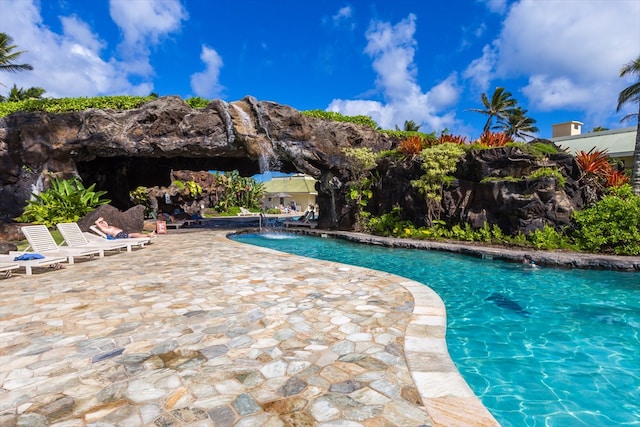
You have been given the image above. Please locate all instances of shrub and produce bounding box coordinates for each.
[571,185,640,255]
[526,225,575,251]
[185,97,210,108]
[15,177,110,227]
[529,167,567,188]
[411,143,465,224]
[0,96,153,117]
[302,110,379,129]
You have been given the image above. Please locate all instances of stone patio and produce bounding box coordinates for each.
[0,230,498,426]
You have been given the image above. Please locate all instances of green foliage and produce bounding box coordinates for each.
[480,176,521,183]
[505,141,559,158]
[0,95,154,117]
[526,225,575,251]
[212,170,265,213]
[129,186,154,217]
[380,129,438,142]
[302,109,379,129]
[15,177,110,227]
[571,185,640,255]
[529,167,567,188]
[365,207,411,236]
[411,143,465,223]
[185,97,210,108]
[342,147,378,229]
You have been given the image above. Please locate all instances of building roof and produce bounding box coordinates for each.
[262,174,318,195]
[551,126,636,158]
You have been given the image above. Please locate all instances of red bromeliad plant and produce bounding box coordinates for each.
[575,148,611,176]
[606,169,630,187]
[399,135,425,156]
[438,134,469,145]
[477,130,512,147]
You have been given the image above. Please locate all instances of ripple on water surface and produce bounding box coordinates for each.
[232,232,640,427]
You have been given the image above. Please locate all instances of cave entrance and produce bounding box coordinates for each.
[77,156,298,210]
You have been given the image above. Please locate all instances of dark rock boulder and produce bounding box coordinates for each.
[0,96,394,227]
[76,205,146,233]
[0,96,593,235]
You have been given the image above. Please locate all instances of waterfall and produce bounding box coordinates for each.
[231,103,280,174]
[30,175,44,200]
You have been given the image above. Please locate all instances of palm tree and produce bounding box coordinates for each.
[395,120,422,132]
[0,33,33,87]
[4,83,45,101]
[469,87,518,132]
[617,55,640,195]
[495,107,539,141]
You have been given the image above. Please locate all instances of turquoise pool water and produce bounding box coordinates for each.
[231,232,640,427]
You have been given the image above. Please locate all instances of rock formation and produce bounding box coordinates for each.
[0,95,590,234]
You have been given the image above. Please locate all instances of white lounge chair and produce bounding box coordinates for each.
[89,225,151,249]
[0,261,20,278]
[237,207,260,216]
[0,254,67,275]
[20,225,104,264]
[57,222,130,254]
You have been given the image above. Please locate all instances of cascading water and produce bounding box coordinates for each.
[230,103,280,174]
[30,175,44,200]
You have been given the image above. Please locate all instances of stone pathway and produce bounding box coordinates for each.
[0,230,497,426]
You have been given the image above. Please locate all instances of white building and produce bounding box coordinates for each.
[551,122,636,170]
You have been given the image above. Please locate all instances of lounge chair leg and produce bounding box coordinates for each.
[4,270,11,279]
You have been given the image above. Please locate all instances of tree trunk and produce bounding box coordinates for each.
[632,104,640,196]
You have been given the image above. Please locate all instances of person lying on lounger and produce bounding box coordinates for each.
[94,217,154,239]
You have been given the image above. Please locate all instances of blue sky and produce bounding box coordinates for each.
[1,0,638,139]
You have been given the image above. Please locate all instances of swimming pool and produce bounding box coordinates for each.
[231,232,640,426]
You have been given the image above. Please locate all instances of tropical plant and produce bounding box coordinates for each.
[438,134,469,145]
[342,147,378,229]
[185,96,210,108]
[495,106,539,140]
[575,148,612,180]
[0,33,33,87]
[398,135,424,156]
[302,110,379,129]
[15,177,110,227]
[395,119,422,132]
[129,186,155,217]
[571,184,640,255]
[2,83,45,102]
[529,167,567,188]
[469,87,518,132]
[411,143,465,225]
[476,130,512,147]
[0,95,154,118]
[616,55,640,195]
[606,169,630,187]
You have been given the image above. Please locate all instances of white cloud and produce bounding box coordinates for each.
[463,44,497,91]
[190,46,225,99]
[326,14,460,132]
[109,0,188,76]
[465,0,640,123]
[479,0,508,14]
[333,6,353,23]
[0,0,186,98]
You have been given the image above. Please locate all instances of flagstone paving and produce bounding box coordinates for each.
[0,230,498,426]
